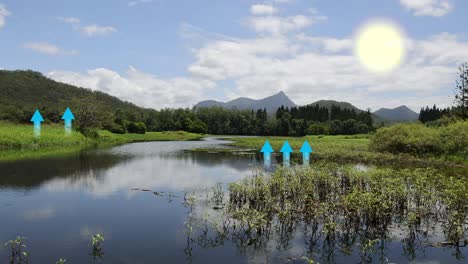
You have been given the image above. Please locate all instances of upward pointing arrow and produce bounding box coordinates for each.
[61,107,75,134]
[30,109,44,137]
[260,141,274,169]
[300,140,313,166]
[280,141,293,167]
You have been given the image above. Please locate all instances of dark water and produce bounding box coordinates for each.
[0,138,465,263]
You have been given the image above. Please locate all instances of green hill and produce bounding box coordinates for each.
[0,70,148,125]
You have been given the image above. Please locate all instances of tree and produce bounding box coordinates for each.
[455,62,468,119]
[73,95,101,136]
[127,122,147,134]
[190,119,208,134]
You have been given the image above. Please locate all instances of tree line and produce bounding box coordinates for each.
[418,62,468,124]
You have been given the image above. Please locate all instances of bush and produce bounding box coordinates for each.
[127,122,147,134]
[440,121,468,156]
[370,123,443,156]
[189,119,208,134]
[307,123,330,135]
[104,123,126,134]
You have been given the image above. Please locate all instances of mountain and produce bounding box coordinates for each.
[373,106,419,122]
[0,70,148,123]
[194,91,296,113]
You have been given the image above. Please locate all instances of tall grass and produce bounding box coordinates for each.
[0,122,203,161]
[0,122,89,150]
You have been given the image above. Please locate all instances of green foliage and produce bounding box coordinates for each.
[189,119,208,134]
[370,122,468,158]
[224,164,467,254]
[0,123,203,161]
[72,95,101,136]
[0,70,374,136]
[90,234,105,259]
[440,121,468,157]
[370,123,443,155]
[127,121,147,134]
[307,122,330,135]
[4,236,28,264]
[56,258,67,264]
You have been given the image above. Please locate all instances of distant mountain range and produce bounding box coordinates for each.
[373,106,419,122]
[194,92,420,123]
[194,91,296,113]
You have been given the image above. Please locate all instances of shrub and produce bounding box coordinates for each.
[307,123,330,135]
[370,123,443,156]
[104,123,126,134]
[189,119,208,134]
[440,121,468,156]
[127,122,147,134]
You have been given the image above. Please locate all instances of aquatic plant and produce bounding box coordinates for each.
[186,163,467,262]
[89,233,105,260]
[4,236,28,264]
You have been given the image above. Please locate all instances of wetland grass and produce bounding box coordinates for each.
[185,164,467,262]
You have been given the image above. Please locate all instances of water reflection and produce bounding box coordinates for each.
[0,138,466,264]
[0,151,131,190]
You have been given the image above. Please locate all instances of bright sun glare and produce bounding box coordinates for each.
[355,20,405,73]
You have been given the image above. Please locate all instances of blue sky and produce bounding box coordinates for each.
[1,0,467,111]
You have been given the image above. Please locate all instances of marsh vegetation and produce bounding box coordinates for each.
[182,164,467,263]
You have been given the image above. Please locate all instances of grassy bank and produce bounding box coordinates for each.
[0,123,203,161]
[193,134,467,167]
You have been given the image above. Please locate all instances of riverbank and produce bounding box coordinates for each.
[192,134,468,168]
[0,123,203,161]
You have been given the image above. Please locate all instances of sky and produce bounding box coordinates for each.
[0,0,467,112]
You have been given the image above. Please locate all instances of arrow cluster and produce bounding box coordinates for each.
[30,108,75,136]
[260,140,313,168]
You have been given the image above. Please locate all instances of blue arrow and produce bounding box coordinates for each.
[61,107,75,134]
[300,140,313,166]
[30,109,44,137]
[280,141,293,167]
[260,140,274,169]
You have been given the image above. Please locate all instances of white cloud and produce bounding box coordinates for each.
[48,5,464,111]
[57,16,80,24]
[57,17,117,37]
[47,66,215,109]
[128,0,153,7]
[23,42,77,56]
[250,4,278,15]
[79,24,117,37]
[248,15,311,35]
[187,24,467,111]
[247,7,326,35]
[0,4,11,29]
[400,0,453,17]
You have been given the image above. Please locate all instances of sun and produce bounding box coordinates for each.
[354,20,405,73]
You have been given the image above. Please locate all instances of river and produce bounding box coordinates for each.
[0,138,465,263]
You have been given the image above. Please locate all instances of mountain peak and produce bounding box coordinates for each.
[373,105,418,122]
[194,91,296,113]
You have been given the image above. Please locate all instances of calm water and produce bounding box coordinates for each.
[0,138,465,263]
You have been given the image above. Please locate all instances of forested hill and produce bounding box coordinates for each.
[0,70,148,123]
[0,69,375,136]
